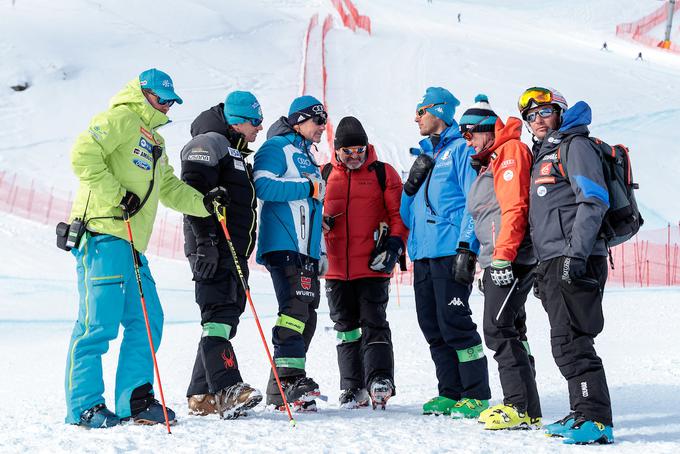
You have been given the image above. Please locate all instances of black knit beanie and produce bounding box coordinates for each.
[334,116,368,149]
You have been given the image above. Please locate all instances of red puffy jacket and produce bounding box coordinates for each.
[323,145,408,280]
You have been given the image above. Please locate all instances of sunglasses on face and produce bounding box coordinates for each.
[417,103,444,118]
[460,115,491,141]
[312,115,327,126]
[340,146,366,156]
[232,115,263,127]
[145,90,175,107]
[525,106,556,123]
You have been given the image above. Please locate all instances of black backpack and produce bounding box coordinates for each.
[557,135,643,247]
[321,160,386,191]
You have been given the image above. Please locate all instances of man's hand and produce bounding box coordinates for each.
[191,237,219,280]
[561,256,587,283]
[203,186,230,213]
[319,253,329,276]
[403,154,434,196]
[452,244,477,286]
[307,175,326,202]
[369,237,404,273]
[120,191,141,214]
[490,259,514,287]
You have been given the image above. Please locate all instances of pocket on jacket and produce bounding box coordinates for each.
[558,277,604,336]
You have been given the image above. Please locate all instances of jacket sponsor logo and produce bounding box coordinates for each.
[540,162,552,176]
[139,137,153,152]
[88,125,107,141]
[300,276,312,291]
[500,159,515,169]
[542,153,558,162]
[535,177,556,185]
[441,149,452,161]
[140,127,155,143]
[228,147,241,158]
[503,170,514,181]
[187,154,210,162]
[547,136,562,144]
[221,349,236,369]
[133,158,151,171]
[234,160,245,171]
[537,185,547,197]
[132,148,152,161]
[297,156,312,167]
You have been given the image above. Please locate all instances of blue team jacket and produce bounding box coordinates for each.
[400,122,479,260]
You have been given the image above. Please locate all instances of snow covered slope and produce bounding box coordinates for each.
[1,0,680,452]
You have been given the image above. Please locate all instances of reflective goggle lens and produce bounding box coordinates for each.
[525,106,556,123]
[517,87,553,113]
[341,146,366,155]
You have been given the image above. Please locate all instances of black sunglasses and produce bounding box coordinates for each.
[231,115,263,127]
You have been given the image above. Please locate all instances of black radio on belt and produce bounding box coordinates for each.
[56,218,86,251]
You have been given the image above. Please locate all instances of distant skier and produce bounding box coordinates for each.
[253,95,328,412]
[64,69,224,428]
[600,42,607,51]
[518,87,615,444]
[322,116,408,410]
[180,91,264,419]
[635,51,643,61]
[461,95,542,430]
[458,13,461,23]
[400,87,491,419]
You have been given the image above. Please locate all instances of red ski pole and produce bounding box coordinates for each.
[214,203,297,426]
[122,210,172,434]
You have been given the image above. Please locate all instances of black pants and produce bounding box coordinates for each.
[536,255,612,426]
[186,254,247,396]
[414,256,490,401]
[482,264,541,418]
[263,251,320,402]
[326,278,394,390]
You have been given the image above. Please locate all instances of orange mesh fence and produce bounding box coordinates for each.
[616,2,680,53]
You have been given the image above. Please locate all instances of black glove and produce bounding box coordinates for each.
[489,259,514,287]
[120,191,141,214]
[452,243,477,286]
[561,256,587,283]
[369,236,404,273]
[403,154,435,196]
[203,186,230,213]
[191,236,220,280]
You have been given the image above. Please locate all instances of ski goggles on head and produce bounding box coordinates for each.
[517,87,554,114]
[416,103,444,117]
[340,146,366,155]
[525,106,556,123]
[231,115,263,127]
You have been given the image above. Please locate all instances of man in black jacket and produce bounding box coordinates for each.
[181,91,263,419]
[518,87,614,444]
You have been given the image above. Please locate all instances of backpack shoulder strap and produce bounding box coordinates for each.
[321,162,333,182]
[556,134,591,179]
[368,160,387,192]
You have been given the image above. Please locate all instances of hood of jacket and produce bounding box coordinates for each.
[190,103,253,154]
[559,101,592,134]
[109,78,169,130]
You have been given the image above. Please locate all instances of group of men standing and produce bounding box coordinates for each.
[63,68,614,445]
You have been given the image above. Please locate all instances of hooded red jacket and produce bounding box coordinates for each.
[323,145,408,280]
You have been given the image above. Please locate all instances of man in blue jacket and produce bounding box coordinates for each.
[519,87,614,444]
[400,87,490,418]
[253,95,328,411]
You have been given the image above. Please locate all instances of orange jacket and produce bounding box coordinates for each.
[323,145,408,280]
[467,117,535,268]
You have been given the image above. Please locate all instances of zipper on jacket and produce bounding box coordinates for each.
[492,220,496,247]
[245,163,256,256]
[345,170,352,280]
[300,206,306,240]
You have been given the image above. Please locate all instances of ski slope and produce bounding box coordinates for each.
[1,0,680,452]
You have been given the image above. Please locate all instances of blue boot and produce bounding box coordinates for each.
[562,418,614,445]
[131,400,177,426]
[544,412,578,437]
[78,404,120,429]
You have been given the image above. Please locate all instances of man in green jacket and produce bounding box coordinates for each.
[64,68,225,428]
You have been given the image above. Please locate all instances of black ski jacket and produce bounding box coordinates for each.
[180,104,257,259]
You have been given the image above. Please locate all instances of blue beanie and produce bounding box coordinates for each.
[288,95,326,125]
[416,87,460,125]
[139,68,183,104]
[224,91,263,125]
[459,94,498,133]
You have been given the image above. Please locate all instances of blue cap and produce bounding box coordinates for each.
[416,87,460,125]
[138,68,183,104]
[287,95,326,125]
[224,91,262,125]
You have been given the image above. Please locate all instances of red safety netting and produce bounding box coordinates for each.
[616,2,680,53]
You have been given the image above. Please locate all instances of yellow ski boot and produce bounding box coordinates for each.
[483,403,542,430]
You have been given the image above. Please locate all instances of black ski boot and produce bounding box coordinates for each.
[339,388,370,409]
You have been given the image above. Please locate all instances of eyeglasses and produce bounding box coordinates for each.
[232,115,263,127]
[416,103,444,118]
[312,115,327,126]
[525,106,556,123]
[340,146,366,155]
[517,87,554,113]
[460,115,491,140]
[144,90,175,107]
